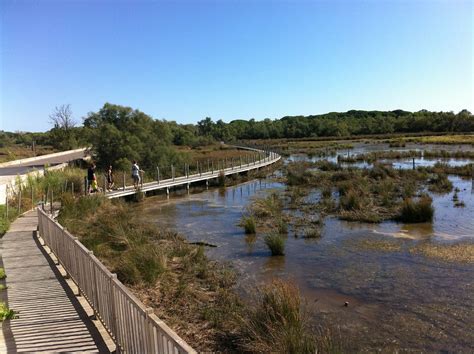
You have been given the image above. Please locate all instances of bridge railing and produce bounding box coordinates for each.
[37,208,196,354]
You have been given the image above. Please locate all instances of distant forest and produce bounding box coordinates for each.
[1,104,473,169]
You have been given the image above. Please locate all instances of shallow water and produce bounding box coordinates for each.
[139,148,474,351]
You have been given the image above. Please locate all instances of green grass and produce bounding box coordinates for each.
[0,284,7,291]
[0,302,16,321]
[264,233,286,256]
[0,268,5,280]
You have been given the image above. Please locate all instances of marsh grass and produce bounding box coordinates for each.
[238,280,316,353]
[428,173,453,193]
[264,233,286,256]
[399,196,434,223]
[240,215,256,234]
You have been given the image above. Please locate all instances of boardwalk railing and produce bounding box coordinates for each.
[106,147,281,199]
[37,208,196,354]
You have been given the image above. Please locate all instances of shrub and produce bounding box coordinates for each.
[264,233,285,256]
[399,196,434,223]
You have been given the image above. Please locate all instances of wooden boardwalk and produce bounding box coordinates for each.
[0,211,108,353]
[106,151,281,199]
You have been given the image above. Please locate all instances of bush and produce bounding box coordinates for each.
[264,233,285,256]
[399,196,434,223]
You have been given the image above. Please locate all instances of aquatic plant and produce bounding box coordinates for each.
[399,196,434,223]
[264,233,286,256]
[241,215,257,234]
[238,280,316,353]
[428,173,453,193]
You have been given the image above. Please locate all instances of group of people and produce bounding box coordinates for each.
[87,161,144,194]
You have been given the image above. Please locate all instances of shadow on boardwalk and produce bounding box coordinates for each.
[0,211,109,353]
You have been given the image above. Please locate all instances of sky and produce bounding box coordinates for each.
[0,0,472,132]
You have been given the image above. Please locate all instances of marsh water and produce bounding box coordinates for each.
[139,143,474,351]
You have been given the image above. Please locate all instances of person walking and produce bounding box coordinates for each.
[131,161,143,190]
[106,165,115,191]
[87,163,96,194]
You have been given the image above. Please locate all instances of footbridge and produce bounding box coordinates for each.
[106,147,281,199]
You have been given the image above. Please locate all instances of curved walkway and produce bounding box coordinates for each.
[0,211,108,353]
[106,150,281,199]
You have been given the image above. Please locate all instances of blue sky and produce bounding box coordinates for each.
[0,0,472,132]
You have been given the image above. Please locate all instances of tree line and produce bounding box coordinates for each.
[1,104,472,170]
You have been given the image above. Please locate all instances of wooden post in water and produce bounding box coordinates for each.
[412,158,415,170]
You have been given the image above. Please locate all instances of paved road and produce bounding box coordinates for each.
[0,150,87,177]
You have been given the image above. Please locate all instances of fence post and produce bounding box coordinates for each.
[123,172,126,191]
[172,164,175,181]
[5,185,8,219]
[17,188,21,215]
[157,166,160,184]
[50,189,53,214]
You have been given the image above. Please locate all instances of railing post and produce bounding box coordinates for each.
[18,188,21,215]
[109,273,120,352]
[123,172,126,191]
[157,166,160,184]
[172,164,175,181]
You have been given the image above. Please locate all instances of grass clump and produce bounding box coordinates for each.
[264,233,286,256]
[0,284,7,291]
[399,196,434,223]
[238,280,315,353]
[0,302,16,321]
[0,268,6,280]
[240,215,256,234]
[428,173,453,193]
